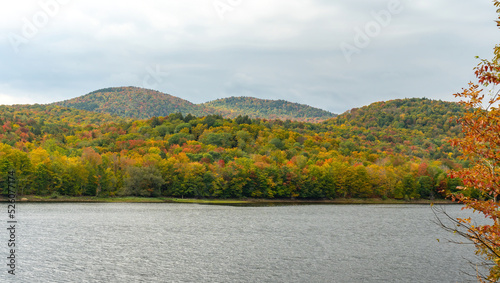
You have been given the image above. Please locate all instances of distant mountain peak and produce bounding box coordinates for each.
[52,86,336,122]
[201,96,336,122]
[53,87,199,119]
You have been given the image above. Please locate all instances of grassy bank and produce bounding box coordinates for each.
[0,195,455,205]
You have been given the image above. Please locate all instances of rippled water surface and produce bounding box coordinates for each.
[1,203,482,282]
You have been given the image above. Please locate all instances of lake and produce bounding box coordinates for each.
[1,203,484,282]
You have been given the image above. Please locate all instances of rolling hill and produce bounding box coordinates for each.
[54,87,206,119]
[201,96,336,122]
[332,98,466,137]
[52,87,336,122]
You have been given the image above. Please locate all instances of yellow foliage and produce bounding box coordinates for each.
[30,147,51,165]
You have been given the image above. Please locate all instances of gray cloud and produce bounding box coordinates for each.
[0,0,498,113]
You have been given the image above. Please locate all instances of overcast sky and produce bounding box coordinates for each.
[0,0,498,113]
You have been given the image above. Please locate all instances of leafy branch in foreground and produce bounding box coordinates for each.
[432,206,492,282]
[445,1,500,281]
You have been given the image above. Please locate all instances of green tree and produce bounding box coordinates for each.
[168,133,194,145]
[417,175,433,199]
[122,166,165,197]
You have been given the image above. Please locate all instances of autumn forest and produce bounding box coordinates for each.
[0,89,470,200]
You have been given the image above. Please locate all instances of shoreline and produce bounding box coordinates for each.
[0,195,457,205]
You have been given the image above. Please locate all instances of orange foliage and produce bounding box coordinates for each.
[448,2,500,280]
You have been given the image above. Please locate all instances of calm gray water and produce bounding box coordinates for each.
[1,203,483,282]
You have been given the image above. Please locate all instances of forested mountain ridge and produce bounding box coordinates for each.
[53,87,206,119]
[52,87,336,122]
[201,96,336,122]
[333,98,466,138]
[0,98,468,200]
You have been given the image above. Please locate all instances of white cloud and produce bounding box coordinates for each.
[0,94,33,105]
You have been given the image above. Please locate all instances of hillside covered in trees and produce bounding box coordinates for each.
[53,87,336,122]
[201,96,335,122]
[334,98,464,136]
[54,87,205,119]
[0,98,469,200]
